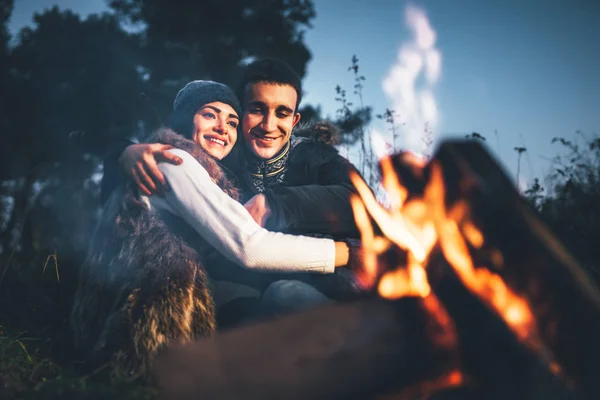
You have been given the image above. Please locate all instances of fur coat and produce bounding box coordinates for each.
[71,128,238,376]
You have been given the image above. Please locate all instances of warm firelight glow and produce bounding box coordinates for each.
[350,170,427,262]
[350,153,561,375]
[427,163,538,345]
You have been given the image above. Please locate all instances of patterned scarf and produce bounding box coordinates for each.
[244,137,306,194]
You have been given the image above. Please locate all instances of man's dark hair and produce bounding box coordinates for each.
[236,58,303,111]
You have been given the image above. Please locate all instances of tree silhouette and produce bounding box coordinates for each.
[2,7,145,179]
[108,0,315,88]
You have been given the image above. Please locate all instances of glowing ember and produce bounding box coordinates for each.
[350,153,562,375]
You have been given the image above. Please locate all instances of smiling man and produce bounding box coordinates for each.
[243,81,300,159]
[230,59,359,238]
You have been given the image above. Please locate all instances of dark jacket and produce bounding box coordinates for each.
[230,122,361,240]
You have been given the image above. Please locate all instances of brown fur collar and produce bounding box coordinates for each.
[147,128,239,200]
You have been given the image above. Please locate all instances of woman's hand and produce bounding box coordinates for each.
[120,143,182,195]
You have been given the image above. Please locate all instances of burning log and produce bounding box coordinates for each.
[154,296,463,400]
[351,140,600,398]
[427,141,600,398]
[428,250,576,400]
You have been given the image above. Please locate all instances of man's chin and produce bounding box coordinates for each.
[250,142,282,160]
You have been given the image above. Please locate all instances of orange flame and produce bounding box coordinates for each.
[350,154,561,374]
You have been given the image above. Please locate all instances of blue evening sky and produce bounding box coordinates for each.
[8,0,600,188]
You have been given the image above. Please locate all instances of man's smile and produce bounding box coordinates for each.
[251,130,281,143]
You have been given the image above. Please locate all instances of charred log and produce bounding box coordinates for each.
[154,297,461,400]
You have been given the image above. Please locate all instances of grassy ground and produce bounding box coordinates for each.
[0,325,160,400]
[0,250,162,400]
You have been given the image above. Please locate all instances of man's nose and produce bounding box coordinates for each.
[260,113,277,132]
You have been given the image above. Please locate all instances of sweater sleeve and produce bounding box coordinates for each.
[151,149,336,274]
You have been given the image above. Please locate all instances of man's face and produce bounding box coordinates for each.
[192,101,239,160]
[241,82,301,159]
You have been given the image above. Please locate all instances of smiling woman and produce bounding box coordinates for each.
[192,103,239,161]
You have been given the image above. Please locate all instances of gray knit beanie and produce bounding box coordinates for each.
[167,80,242,138]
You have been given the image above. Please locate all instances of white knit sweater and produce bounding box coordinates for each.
[145,149,336,274]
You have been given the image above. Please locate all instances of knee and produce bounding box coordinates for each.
[262,280,329,307]
[263,280,304,301]
[263,280,299,299]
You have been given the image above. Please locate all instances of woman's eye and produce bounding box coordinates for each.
[203,112,216,119]
[228,121,238,128]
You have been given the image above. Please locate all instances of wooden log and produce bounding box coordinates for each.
[154,297,461,400]
[426,140,600,398]
[428,252,578,400]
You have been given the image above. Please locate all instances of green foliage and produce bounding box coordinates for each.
[524,133,600,279]
[331,55,377,187]
[513,146,527,185]
[376,108,402,152]
[0,326,160,399]
[334,84,371,146]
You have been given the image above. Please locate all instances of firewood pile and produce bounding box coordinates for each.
[154,141,600,400]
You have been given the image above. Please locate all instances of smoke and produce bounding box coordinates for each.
[382,5,442,153]
[371,128,390,159]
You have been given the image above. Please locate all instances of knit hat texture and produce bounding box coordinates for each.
[167,80,241,137]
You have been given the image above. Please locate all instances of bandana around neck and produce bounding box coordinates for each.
[244,136,308,194]
[245,139,291,194]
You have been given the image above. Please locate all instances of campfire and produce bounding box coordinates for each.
[155,140,600,400]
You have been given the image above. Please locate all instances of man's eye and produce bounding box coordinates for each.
[248,107,263,114]
[276,112,291,118]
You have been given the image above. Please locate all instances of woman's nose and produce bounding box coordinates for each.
[215,118,227,134]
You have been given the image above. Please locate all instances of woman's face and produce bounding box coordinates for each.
[192,101,239,160]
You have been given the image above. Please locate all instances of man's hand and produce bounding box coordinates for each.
[120,143,183,196]
[244,194,272,227]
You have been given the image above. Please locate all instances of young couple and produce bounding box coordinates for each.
[71,58,365,372]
